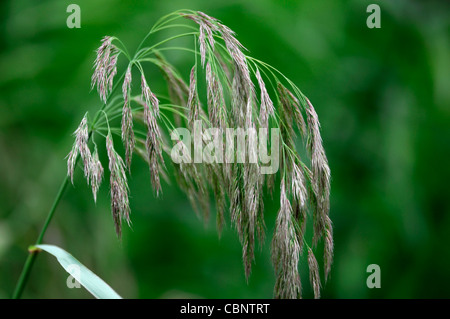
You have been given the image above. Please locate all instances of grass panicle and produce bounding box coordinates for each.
[66,10,332,299]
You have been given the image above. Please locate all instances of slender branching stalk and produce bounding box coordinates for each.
[13,10,332,299]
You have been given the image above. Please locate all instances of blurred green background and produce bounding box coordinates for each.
[1,0,449,299]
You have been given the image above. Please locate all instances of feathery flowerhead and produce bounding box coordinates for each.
[305,97,331,246]
[66,10,332,299]
[67,149,77,184]
[106,132,131,238]
[278,83,306,139]
[256,68,274,128]
[292,163,307,207]
[121,65,135,170]
[198,24,207,67]
[187,66,199,129]
[122,65,132,101]
[141,80,163,196]
[183,12,217,67]
[91,36,119,103]
[77,116,92,179]
[67,114,104,204]
[67,114,92,184]
[308,247,321,299]
[182,12,253,93]
[121,104,135,170]
[141,75,160,117]
[324,216,334,281]
[219,25,253,94]
[272,180,302,299]
[90,146,104,203]
[205,61,227,128]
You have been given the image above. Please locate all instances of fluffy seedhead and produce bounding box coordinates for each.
[256,68,275,128]
[272,180,302,299]
[206,61,227,128]
[67,115,92,183]
[67,10,332,299]
[106,133,130,237]
[187,66,199,129]
[91,36,119,103]
[90,146,104,203]
[324,216,334,281]
[142,75,163,196]
[141,74,160,118]
[308,247,321,299]
[305,97,331,246]
[292,163,307,208]
[122,66,135,170]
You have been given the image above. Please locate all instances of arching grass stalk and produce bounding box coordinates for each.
[13,10,332,299]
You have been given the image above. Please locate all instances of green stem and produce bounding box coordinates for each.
[12,176,70,299]
[136,32,198,60]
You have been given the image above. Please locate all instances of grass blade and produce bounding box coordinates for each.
[30,244,122,299]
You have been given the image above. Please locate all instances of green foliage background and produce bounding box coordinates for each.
[1,0,449,298]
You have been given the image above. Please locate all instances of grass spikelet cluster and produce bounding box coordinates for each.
[67,10,332,298]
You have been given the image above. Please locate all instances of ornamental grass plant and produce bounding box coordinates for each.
[13,10,331,299]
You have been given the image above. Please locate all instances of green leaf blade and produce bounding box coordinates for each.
[31,244,122,299]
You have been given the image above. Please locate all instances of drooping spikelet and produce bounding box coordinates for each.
[277,86,296,181]
[255,68,274,128]
[242,162,261,280]
[324,215,334,281]
[67,114,92,184]
[121,65,135,170]
[173,139,210,221]
[89,145,104,203]
[277,83,306,140]
[183,12,217,67]
[218,23,253,93]
[205,163,226,236]
[197,11,219,49]
[231,62,250,127]
[91,36,119,103]
[272,179,302,299]
[182,11,252,94]
[187,66,199,129]
[205,61,227,128]
[305,97,331,246]
[198,24,207,67]
[230,164,252,280]
[67,135,80,184]
[292,163,308,208]
[307,247,321,299]
[141,75,163,196]
[291,162,308,251]
[141,74,160,118]
[106,132,130,238]
[122,65,132,101]
[286,88,307,139]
